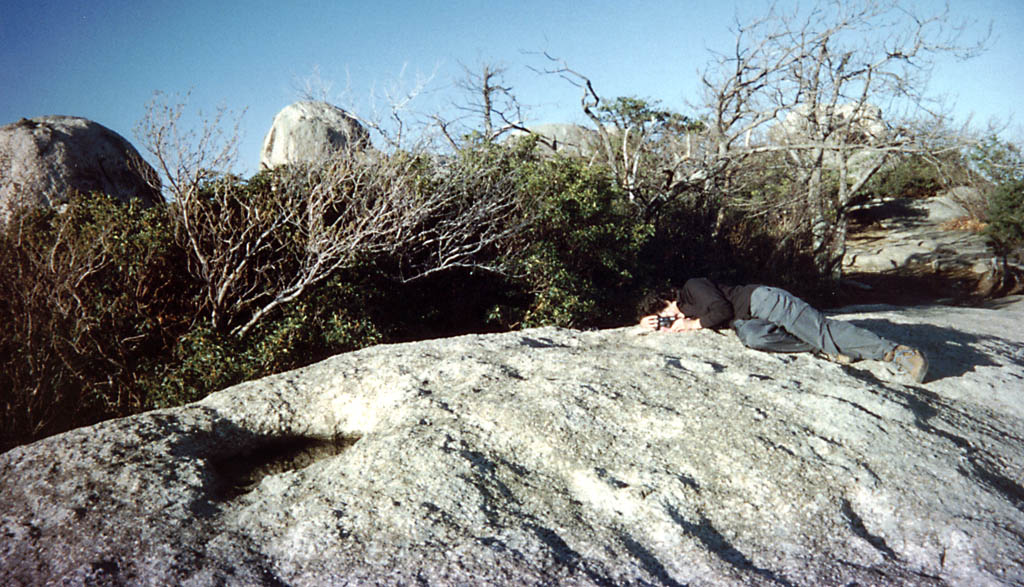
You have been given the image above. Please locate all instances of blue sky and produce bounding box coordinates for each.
[2,0,1020,175]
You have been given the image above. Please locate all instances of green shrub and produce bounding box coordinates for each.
[510,155,651,327]
[0,187,394,450]
[0,194,194,450]
[136,272,385,409]
[863,154,949,200]
[971,135,1024,186]
[985,179,1024,259]
[2,134,838,451]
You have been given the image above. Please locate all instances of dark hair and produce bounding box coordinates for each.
[638,287,680,318]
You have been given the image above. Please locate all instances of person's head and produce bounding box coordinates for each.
[638,287,681,318]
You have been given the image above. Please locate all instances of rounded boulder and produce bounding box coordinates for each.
[0,116,162,219]
[259,101,369,169]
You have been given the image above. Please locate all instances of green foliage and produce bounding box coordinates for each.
[0,185,388,450]
[592,96,705,206]
[139,278,383,409]
[510,156,652,327]
[596,96,704,135]
[971,135,1024,186]
[0,193,193,450]
[2,128,874,452]
[985,179,1024,258]
[864,155,948,199]
[969,136,1024,257]
[141,325,249,408]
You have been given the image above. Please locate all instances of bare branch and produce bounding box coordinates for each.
[134,90,244,202]
[691,0,989,279]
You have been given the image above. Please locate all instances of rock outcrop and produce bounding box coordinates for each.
[508,123,604,158]
[0,116,162,220]
[775,103,887,145]
[844,192,1024,300]
[770,103,888,184]
[2,301,1023,585]
[846,194,992,274]
[259,101,369,170]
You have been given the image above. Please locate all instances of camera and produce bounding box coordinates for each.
[657,316,676,330]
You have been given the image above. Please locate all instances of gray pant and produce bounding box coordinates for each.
[733,286,895,360]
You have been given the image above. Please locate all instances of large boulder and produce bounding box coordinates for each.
[845,195,993,274]
[0,116,162,220]
[844,193,1024,303]
[771,103,888,183]
[774,102,887,145]
[259,101,369,169]
[2,301,1024,584]
[508,123,604,158]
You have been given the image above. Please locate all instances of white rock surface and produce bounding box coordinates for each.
[259,101,369,170]
[509,123,603,157]
[2,301,1023,585]
[775,103,887,144]
[0,116,161,219]
[845,195,995,274]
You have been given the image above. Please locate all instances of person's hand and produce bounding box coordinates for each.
[640,314,695,332]
[669,317,702,332]
[639,315,660,330]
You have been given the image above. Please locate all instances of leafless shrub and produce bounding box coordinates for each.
[136,92,528,338]
[227,149,525,338]
[135,90,244,202]
[431,62,530,148]
[0,197,163,447]
[693,0,988,278]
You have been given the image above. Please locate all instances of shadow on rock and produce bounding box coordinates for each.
[619,532,688,587]
[144,408,360,506]
[839,317,1018,382]
[663,506,795,586]
[848,198,929,228]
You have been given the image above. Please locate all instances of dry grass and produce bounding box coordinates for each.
[940,216,988,233]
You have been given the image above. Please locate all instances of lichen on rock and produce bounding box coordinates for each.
[0,116,161,220]
[2,300,1023,585]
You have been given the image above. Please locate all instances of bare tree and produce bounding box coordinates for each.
[135,91,256,332]
[536,54,703,207]
[292,64,340,104]
[695,0,987,278]
[136,93,527,337]
[224,150,527,337]
[134,90,243,202]
[535,54,626,184]
[451,62,529,144]
[350,64,441,151]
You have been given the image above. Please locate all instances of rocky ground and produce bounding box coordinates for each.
[2,297,1022,585]
[2,190,1022,585]
[838,193,1023,307]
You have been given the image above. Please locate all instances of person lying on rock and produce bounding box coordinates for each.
[637,278,928,383]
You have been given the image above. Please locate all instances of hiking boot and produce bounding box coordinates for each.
[825,352,854,365]
[816,351,853,364]
[886,345,928,383]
